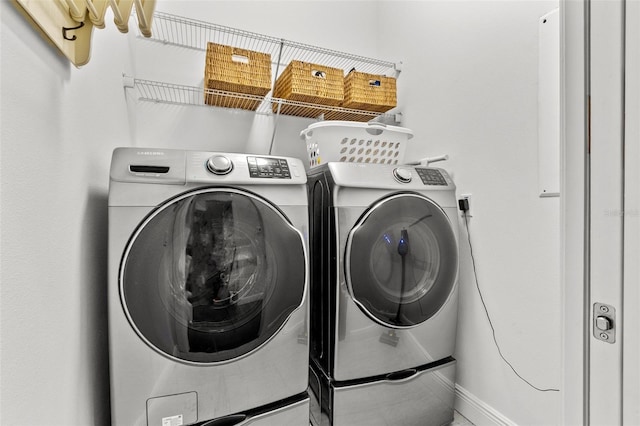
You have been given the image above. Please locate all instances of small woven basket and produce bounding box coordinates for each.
[341,70,397,112]
[204,42,272,110]
[272,61,344,118]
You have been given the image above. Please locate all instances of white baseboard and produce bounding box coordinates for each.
[454,384,517,426]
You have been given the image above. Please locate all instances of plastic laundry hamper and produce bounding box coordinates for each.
[300,121,413,168]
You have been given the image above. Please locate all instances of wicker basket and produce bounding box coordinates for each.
[272,61,344,118]
[204,42,272,110]
[342,70,397,112]
[300,121,413,168]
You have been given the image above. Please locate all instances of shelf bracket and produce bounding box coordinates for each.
[14,0,95,66]
[393,61,403,78]
[122,74,135,89]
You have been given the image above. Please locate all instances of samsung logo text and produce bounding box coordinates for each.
[137,151,166,156]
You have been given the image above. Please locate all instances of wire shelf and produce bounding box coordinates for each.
[132,12,400,124]
[148,11,398,76]
[133,79,392,122]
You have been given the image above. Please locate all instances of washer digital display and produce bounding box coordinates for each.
[247,156,291,179]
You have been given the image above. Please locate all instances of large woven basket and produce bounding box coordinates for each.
[272,61,344,118]
[204,42,272,110]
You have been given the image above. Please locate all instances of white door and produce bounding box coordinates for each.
[590,0,640,424]
[589,0,625,423]
[621,2,640,424]
[562,0,639,424]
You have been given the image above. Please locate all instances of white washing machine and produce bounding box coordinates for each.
[108,148,310,426]
[306,162,459,426]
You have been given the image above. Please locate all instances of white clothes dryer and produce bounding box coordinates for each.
[307,162,459,426]
[108,148,309,426]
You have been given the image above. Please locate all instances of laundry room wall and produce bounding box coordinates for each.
[1,1,562,425]
[0,2,378,425]
[377,2,562,425]
[0,3,134,425]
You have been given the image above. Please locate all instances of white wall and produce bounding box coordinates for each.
[1,1,561,425]
[377,2,561,425]
[1,3,133,424]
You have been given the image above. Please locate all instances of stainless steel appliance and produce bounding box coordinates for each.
[108,148,309,425]
[307,162,459,426]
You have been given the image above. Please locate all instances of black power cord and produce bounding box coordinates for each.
[459,202,559,393]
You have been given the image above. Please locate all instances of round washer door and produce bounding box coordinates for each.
[120,188,306,364]
[345,193,458,328]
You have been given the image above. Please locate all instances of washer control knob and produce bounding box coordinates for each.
[206,155,233,175]
[393,167,413,183]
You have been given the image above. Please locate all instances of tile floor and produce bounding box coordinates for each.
[451,410,475,426]
[309,410,475,425]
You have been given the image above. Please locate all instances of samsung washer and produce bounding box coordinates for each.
[307,162,459,426]
[108,148,309,425]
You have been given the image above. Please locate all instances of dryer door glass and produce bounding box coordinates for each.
[120,189,306,363]
[346,194,458,327]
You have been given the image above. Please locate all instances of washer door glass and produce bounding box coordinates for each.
[346,194,458,328]
[120,189,306,363]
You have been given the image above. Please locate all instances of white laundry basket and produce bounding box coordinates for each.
[300,121,413,168]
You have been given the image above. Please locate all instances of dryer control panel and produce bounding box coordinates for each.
[415,168,448,186]
[326,162,455,191]
[392,167,449,186]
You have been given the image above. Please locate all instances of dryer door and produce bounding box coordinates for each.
[345,193,458,328]
[120,188,306,364]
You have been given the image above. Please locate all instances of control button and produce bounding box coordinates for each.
[416,168,447,186]
[206,155,233,175]
[595,316,613,331]
[393,167,412,183]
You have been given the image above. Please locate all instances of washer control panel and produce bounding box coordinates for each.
[247,156,291,179]
[415,168,448,186]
